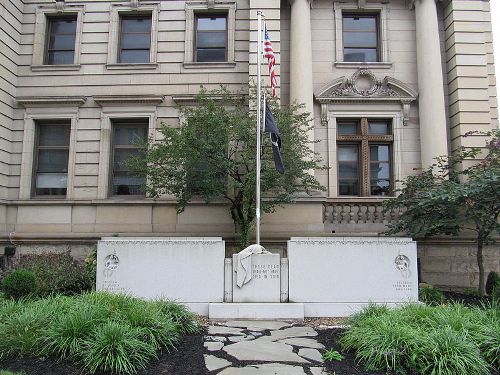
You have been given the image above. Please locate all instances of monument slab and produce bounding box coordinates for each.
[96,237,225,303]
[232,253,280,302]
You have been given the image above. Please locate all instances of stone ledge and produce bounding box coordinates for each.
[209,303,305,320]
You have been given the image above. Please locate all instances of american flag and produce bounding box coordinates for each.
[264,27,277,97]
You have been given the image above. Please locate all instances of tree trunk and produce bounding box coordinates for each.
[477,239,486,296]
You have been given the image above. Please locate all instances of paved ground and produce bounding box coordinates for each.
[203,321,328,374]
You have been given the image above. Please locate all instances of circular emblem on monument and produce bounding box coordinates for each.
[104,254,119,271]
[351,69,381,96]
[394,254,411,279]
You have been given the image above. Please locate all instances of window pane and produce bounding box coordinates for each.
[37,149,69,172]
[344,32,377,48]
[371,180,391,196]
[369,122,390,135]
[343,16,377,31]
[197,16,226,31]
[337,121,358,135]
[47,51,74,64]
[339,181,359,196]
[36,173,67,188]
[119,49,150,63]
[39,125,70,146]
[370,162,390,180]
[196,32,226,48]
[121,33,151,49]
[112,175,145,195]
[121,17,151,33]
[49,19,76,34]
[370,145,390,161]
[114,126,148,145]
[196,49,226,62]
[49,34,76,50]
[339,164,359,179]
[113,149,141,171]
[344,48,378,62]
[338,146,358,162]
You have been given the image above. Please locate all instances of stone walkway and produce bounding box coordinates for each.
[203,321,328,374]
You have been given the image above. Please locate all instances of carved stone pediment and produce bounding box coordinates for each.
[314,69,418,126]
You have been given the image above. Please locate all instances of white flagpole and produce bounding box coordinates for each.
[256,11,263,245]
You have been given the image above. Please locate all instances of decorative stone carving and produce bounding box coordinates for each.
[314,69,418,126]
[55,1,65,11]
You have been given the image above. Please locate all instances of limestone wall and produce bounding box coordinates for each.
[418,240,500,290]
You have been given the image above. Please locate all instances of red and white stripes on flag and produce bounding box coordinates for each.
[264,27,277,97]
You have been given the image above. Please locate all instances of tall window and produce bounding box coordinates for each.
[195,14,227,62]
[337,118,393,196]
[118,14,152,63]
[112,120,148,195]
[45,16,77,64]
[33,121,70,197]
[342,13,379,62]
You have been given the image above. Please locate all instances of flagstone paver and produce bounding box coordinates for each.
[204,354,232,372]
[204,341,224,351]
[218,364,308,374]
[203,320,328,374]
[208,326,245,336]
[277,337,325,349]
[298,348,324,363]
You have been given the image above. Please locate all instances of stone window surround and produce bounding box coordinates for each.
[183,0,236,70]
[31,3,85,71]
[19,110,78,200]
[333,2,392,69]
[106,2,160,70]
[97,107,157,199]
[326,110,403,198]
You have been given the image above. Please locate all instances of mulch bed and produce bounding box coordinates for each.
[442,290,493,307]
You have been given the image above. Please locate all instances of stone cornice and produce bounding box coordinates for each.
[93,95,164,106]
[16,96,86,107]
[314,69,418,126]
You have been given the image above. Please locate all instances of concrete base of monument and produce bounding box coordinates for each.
[303,302,411,317]
[209,303,305,320]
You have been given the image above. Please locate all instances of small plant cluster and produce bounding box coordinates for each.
[340,303,499,375]
[486,272,500,300]
[0,252,95,299]
[322,349,344,362]
[418,284,445,306]
[0,292,199,374]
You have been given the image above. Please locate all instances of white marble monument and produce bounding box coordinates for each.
[96,237,225,315]
[288,237,418,316]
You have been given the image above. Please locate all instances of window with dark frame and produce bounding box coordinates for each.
[111,120,148,196]
[33,121,71,197]
[342,13,379,62]
[195,14,227,62]
[118,14,152,63]
[337,118,393,196]
[45,16,77,65]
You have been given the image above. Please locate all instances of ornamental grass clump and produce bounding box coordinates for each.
[0,292,197,374]
[340,303,499,375]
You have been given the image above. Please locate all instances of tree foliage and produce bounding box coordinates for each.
[127,87,324,246]
[383,130,500,295]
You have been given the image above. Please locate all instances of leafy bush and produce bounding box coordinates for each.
[419,285,445,306]
[323,349,344,362]
[486,272,500,296]
[1,269,36,300]
[0,371,26,375]
[340,303,498,375]
[3,252,94,297]
[0,292,197,374]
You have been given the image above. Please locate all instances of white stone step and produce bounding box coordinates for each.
[209,303,305,320]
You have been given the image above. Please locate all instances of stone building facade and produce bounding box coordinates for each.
[0,0,498,289]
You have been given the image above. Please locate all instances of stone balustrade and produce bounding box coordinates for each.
[323,200,405,233]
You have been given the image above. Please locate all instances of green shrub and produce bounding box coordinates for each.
[3,252,94,297]
[1,269,36,300]
[153,300,200,334]
[322,349,344,362]
[0,371,26,375]
[340,303,498,374]
[419,285,445,306]
[486,272,500,296]
[81,321,157,374]
[415,326,490,375]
